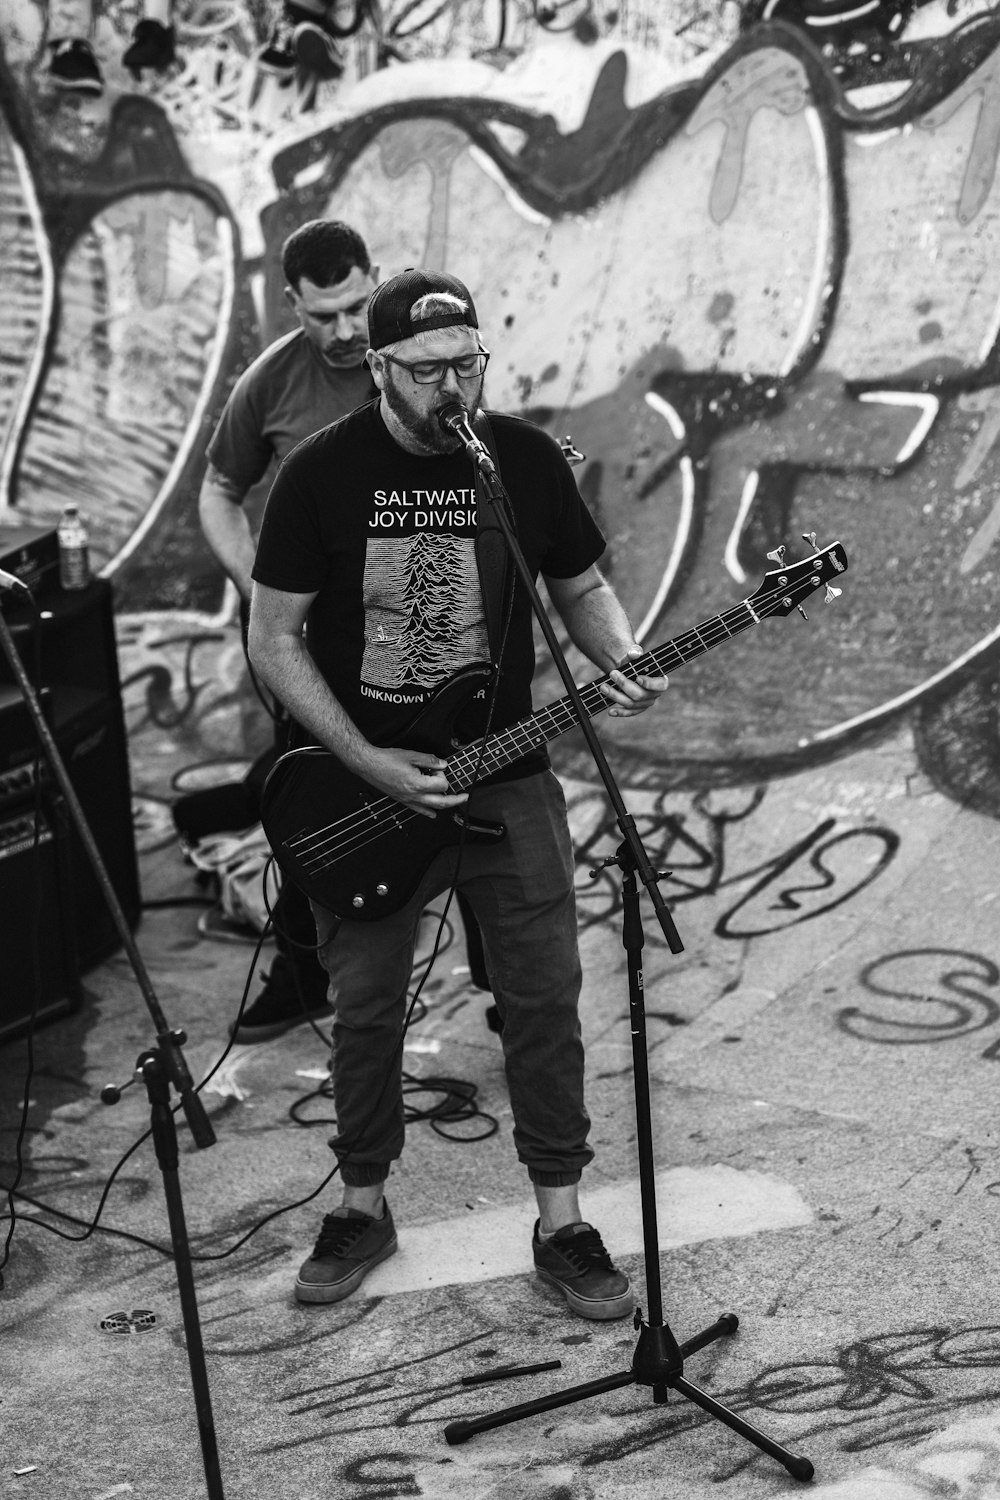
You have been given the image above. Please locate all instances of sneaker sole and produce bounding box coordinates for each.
[535,1267,635,1321]
[197,909,273,944]
[295,1235,398,1304]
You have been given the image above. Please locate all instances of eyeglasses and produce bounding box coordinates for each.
[380,349,490,384]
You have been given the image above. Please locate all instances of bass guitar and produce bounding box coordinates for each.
[260,539,847,920]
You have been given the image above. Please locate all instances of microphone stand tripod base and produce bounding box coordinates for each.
[444,1311,813,1481]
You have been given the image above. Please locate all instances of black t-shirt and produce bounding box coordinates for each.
[253,400,605,779]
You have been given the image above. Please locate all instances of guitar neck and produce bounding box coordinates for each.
[446,597,760,789]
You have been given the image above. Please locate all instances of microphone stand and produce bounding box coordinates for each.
[0,582,226,1499]
[436,410,813,1482]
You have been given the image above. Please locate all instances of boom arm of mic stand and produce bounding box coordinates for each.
[469,449,683,954]
[0,602,215,1148]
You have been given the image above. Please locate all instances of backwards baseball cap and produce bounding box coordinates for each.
[367,268,478,351]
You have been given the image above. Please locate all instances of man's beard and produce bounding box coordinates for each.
[322,337,368,369]
[382,370,484,455]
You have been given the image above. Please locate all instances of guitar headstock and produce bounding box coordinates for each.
[747,537,848,619]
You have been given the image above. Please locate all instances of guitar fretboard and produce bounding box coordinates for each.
[446,599,759,790]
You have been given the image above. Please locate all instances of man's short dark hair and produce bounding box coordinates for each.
[282,220,371,292]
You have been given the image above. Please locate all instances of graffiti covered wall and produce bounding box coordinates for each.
[8,10,1000,1493]
[2,0,1000,812]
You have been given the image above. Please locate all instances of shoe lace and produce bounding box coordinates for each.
[311,1212,371,1259]
[554,1227,615,1274]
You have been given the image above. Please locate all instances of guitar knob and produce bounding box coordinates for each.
[352,894,365,909]
[376,884,389,897]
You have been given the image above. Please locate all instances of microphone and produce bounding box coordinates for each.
[437,402,497,473]
[0,567,30,594]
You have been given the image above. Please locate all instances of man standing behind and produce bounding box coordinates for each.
[199,219,377,1041]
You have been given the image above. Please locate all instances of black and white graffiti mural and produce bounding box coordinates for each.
[2,1,1000,835]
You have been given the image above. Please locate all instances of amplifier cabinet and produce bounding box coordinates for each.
[0,581,140,1043]
[0,804,79,1044]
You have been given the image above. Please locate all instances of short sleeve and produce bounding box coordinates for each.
[531,430,605,579]
[207,372,273,495]
[251,447,329,595]
[543,479,604,578]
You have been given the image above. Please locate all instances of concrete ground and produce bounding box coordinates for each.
[3,617,1000,1500]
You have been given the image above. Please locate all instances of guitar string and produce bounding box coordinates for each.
[283,570,829,871]
[286,606,759,870]
[287,582,815,870]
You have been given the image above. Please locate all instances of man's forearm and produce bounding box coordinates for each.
[249,632,373,770]
[560,578,638,672]
[198,470,257,600]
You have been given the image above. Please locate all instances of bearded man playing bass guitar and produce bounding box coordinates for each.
[248,267,668,1316]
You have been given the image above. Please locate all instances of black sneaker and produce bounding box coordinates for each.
[256,21,296,77]
[532,1220,634,1321]
[294,21,343,79]
[295,1202,397,1303]
[198,904,266,945]
[47,37,104,94]
[230,955,331,1042]
[123,19,176,77]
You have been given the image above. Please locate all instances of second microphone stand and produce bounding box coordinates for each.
[438,416,813,1483]
[0,589,225,1499]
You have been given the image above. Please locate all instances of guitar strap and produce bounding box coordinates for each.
[470,410,516,666]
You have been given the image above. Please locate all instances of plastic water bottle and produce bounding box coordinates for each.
[58,503,91,590]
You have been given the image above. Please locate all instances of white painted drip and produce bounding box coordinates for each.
[724,468,759,585]
[857,389,939,464]
[782,106,832,378]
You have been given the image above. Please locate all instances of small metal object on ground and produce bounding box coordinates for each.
[99,1308,162,1334]
[461,1359,562,1386]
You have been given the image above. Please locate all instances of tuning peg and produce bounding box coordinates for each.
[560,435,585,466]
[766,545,786,564]
[796,604,809,620]
[801,531,818,549]
[824,584,842,604]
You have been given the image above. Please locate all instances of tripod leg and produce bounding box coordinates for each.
[679,1312,739,1360]
[671,1374,814,1482]
[444,1371,636,1445]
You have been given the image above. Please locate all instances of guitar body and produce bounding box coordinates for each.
[260,664,506,920]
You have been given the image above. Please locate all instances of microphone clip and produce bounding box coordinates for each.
[438,403,497,475]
